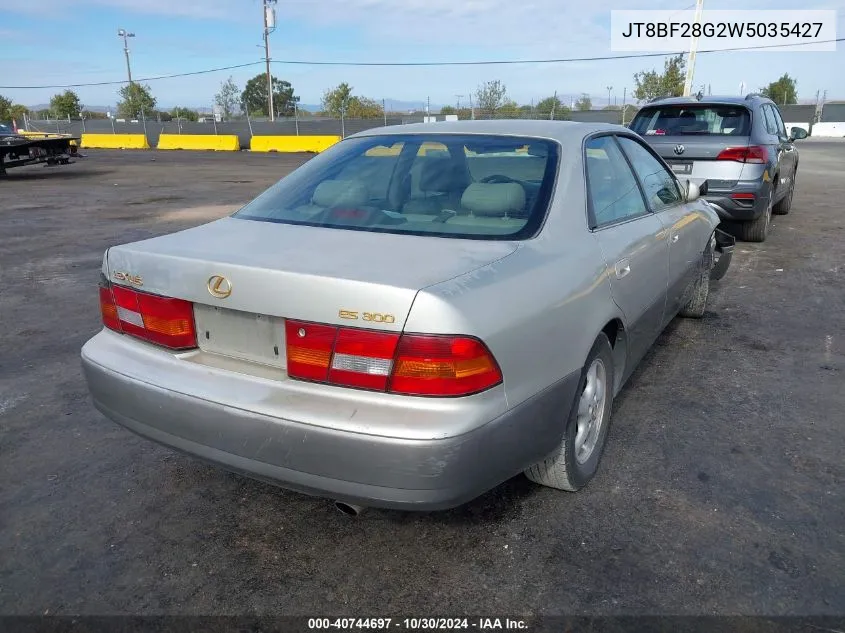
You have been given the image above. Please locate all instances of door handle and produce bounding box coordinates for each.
[615,259,631,279]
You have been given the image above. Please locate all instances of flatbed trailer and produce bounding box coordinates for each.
[0,124,80,175]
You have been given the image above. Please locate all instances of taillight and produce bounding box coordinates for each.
[389,334,502,396]
[99,285,121,332]
[99,282,197,350]
[716,146,767,164]
[285,321,502,397]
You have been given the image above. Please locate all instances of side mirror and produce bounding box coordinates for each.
[789,126,809,141]
[685,180,700,202]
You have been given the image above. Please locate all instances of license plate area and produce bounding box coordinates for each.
[669,161,693,175]
[193,304,285,368]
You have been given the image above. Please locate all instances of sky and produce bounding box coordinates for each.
[0,0,842,110]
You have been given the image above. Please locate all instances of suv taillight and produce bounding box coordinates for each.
[716,145,767,164]
[285,320,502,397]
[99,282,197,350]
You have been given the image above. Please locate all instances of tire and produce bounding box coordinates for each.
[524,333,614,492]
[679,242,714,318]
[772,170,796,215]
[737,195,772,242]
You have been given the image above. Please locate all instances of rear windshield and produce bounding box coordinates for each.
[630,105,751,136]
[233,134,559,240]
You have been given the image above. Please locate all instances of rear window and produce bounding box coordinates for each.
[233,134,559,240]
[631,105,751,136]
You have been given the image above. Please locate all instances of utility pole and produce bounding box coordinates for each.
[550,90,558,120]
[683,0,705,96]
[117,29,135,84]
[621,87,627,125]
[606,86,613,109]
[263,0,278,121]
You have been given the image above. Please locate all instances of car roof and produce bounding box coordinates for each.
[348,119,629,144]
[640,95,771,108]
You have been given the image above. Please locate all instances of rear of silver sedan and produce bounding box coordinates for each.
[81,131,576,510]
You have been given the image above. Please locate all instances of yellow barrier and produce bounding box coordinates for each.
[157,134,240,151]
[250,135,341,153]
[81,133,150,149]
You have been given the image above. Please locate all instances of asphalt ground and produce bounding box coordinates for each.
[1,144,843,617]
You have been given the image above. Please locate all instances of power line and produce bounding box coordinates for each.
[0,60,265,90]
[1,38,842,89]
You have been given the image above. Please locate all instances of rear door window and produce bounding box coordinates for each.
[585,136,649,228]
[761,105,779,136]
[616,136,683,211]
[631,105,751,136]
[769,105,788,138]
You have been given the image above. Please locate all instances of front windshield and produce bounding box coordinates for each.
[234,134,559,240]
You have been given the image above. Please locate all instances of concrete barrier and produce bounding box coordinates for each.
[810,122,845,137]
[81,133,150,149]
[157,134,240,151]
[250,135,340,153]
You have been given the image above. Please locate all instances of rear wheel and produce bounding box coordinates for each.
[524,334,614,492]
[737,196,772,242]
[773,170,796,215]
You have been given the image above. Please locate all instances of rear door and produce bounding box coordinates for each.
[616,135,704,321]
[766,104,798,190]
[630,104,753,188]
[585,135,670,368]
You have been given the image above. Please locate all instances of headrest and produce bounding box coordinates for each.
[312,180,369,208]
[461,183,526,217]
[419,159,467,192]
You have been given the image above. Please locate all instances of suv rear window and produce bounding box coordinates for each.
[233,134,559,240]
[631,105,751,137]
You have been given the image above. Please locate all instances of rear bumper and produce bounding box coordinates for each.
[703,181,771,222]
[710,229,735,281]
[81,332,580,511]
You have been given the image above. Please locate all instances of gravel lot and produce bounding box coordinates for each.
[1,144,843,617]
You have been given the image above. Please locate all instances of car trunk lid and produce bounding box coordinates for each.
[105,217,517,366]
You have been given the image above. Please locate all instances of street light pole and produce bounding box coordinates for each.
[606,86,613,109]
[263,0,278,121]
[117,29,135,84]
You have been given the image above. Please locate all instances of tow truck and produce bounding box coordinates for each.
[0,123,80,176]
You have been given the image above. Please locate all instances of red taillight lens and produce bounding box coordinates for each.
[716,145,767,164]
[285,320,337,382]
[99,285,121,332]
[730,192,756,200]
[389,335,502,396]
[284,322,502,397]
[103,283,197,349]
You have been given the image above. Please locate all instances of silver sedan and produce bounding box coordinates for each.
[81,120,734,512]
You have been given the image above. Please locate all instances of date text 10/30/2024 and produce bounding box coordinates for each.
[307,618,529,630]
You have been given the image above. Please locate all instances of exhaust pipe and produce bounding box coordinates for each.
[334,501,366,517]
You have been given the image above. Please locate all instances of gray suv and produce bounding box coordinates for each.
[630,94,807,242]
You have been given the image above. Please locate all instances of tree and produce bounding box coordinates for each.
[117,83,157,118]
[761,73,798,105]
[633,54,686,102]
[241,74,295,117]
[9,104,29,122]
[321,82,354,117]
[440,105,457,115]
[535,95,571,119]
[497,99,520,118]
[0,94,13,121]
[170,107,199,122]
[50,90,82,118]
[214,76,240,119]
[575,93,593,111]
[80,110,107,120]
[475,80,508,115]
[346,96,383,119]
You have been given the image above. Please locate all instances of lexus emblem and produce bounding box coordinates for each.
[207,275,232,299]
[673,144,685,155]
